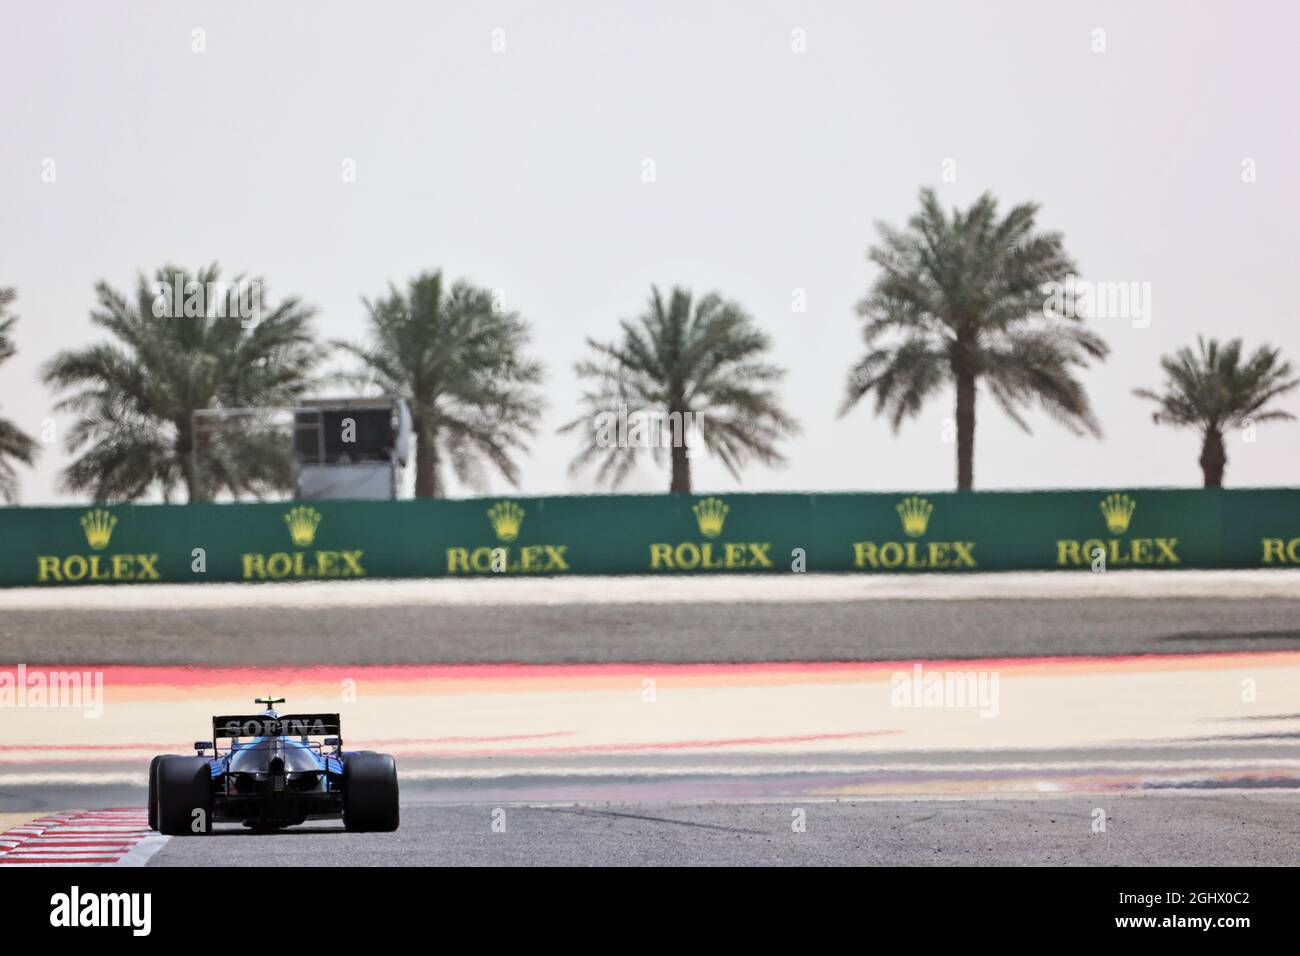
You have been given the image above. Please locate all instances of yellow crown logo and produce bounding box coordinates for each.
[1099,493,1136,535]
[80,509,118,550]
[692,497,729,538]
[896,496,933,538]
[284,506,322,547]
[487,501,525,542]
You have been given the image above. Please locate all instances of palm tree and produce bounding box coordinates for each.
[1134,336,1298,487]
[43,264,320,502]
[561,285,798,493]
[0,288,39,502]
[335,270,544,498]
[841,188,1109,490]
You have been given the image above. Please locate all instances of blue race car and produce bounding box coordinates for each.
[148,696,399,834]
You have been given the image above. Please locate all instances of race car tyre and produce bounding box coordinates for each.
[147,755,169,831]
[156,756,213,836]
[343,753,400,832]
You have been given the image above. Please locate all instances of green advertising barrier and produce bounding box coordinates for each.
[0,487,1297,587]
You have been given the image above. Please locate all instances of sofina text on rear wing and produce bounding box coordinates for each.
[212,714,342,739]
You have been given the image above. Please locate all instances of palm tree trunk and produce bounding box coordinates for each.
[414,423,441,498]
[185,462,205,503]
[179,429,205,503]
[1199,427,1226,487]
[954,369,976,491]
[669,440,691,494]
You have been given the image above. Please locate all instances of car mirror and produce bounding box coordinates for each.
[194,740,213,752]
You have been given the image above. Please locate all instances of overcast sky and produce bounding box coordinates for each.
[2,0,1297,504]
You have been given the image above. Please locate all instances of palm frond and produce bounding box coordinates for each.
[336,270,544,497]
[564,285,797,489]
[0,288,39,502]
[1135,336,1300,432]
[846,188,1106,444]
[42,266,321,502]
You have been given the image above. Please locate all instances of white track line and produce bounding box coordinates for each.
[115,833,170,867]
[0,569,1298,610]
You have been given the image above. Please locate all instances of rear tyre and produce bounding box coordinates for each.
[343,753,399,832]
[156,756,212,836]
[147,755,165,831]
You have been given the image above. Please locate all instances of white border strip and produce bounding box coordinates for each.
[1,569,1299,610]
[114,832,170,867]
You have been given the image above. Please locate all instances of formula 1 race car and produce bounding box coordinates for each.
[147,697,399,834]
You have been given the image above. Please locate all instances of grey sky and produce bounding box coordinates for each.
[2,0,1297,503]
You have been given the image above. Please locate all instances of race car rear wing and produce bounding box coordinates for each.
[212,714,342,739]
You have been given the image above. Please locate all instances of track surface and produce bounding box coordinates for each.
[4,583,1300,866]
[4,597,1300,664]
[5,646,1300,865]
[144,795,1300,867]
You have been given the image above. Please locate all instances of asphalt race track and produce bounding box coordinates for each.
[4,596,1300,665]
[3,576,1300,866]
[143,795,1300,867]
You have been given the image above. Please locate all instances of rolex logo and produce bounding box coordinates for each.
[37,508,160,583]
[896,496,933,538]
[1099,493,1136,535]
[1056,492,1172,567]
[692,497,729,539]
[650,495,769,570]
[244,506,362,580]
[487,501,524,542]
[853,495,973,570]
[80,509,118,550]
[284,506,322,548]
[447,500,568,574]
